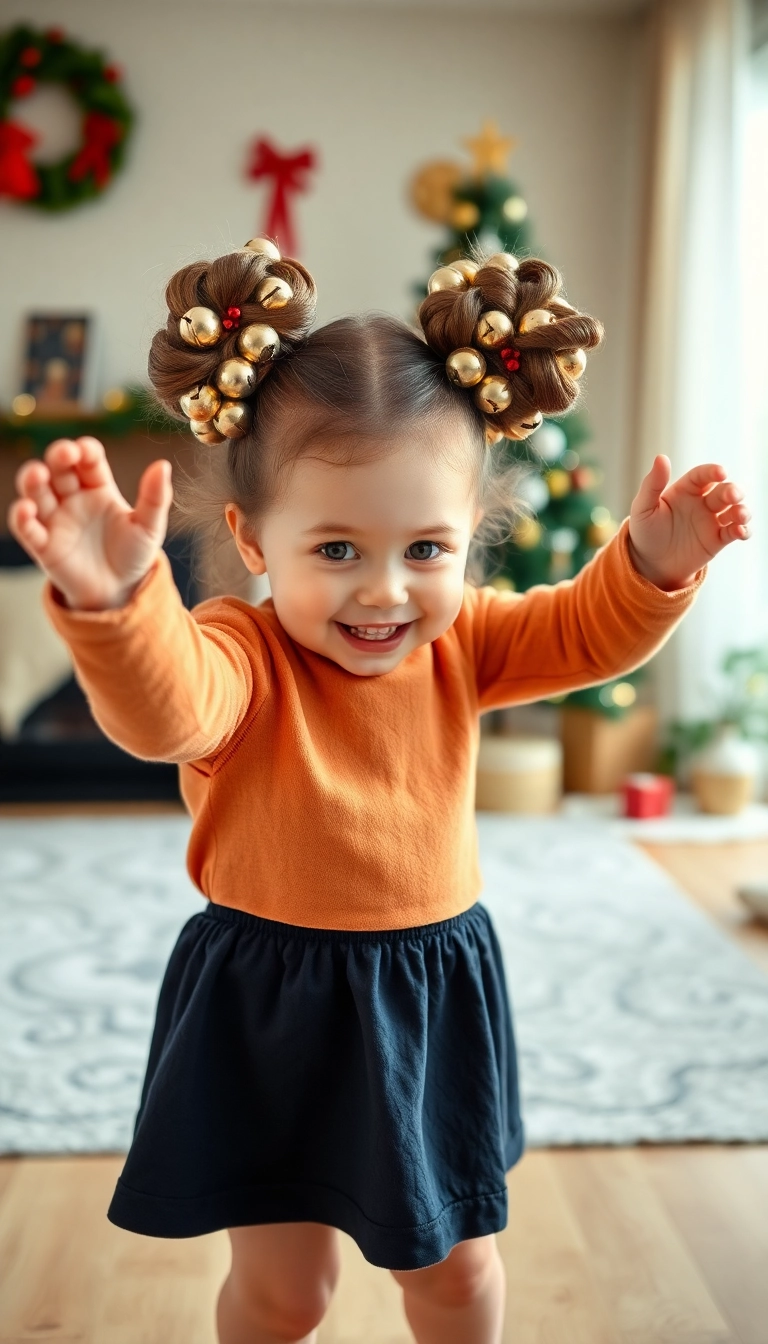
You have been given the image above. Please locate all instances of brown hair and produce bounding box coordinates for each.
[148,245,603,586]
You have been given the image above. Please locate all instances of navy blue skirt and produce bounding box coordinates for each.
[108,899,524,1270]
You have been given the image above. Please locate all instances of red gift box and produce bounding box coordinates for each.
[622,772,675,818]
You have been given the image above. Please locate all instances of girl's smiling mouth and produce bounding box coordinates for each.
[336,622,413,651]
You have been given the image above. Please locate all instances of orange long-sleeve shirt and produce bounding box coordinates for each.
[44,520,704,930]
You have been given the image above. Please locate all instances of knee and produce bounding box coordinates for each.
[223,1256,339,1340]
[394,1236,502,1311]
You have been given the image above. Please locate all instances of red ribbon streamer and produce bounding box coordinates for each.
[68,111,122,188]
[247,136,317,256]
[0,121,40,200]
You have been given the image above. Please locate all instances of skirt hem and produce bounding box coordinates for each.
[107,1125,525,1270]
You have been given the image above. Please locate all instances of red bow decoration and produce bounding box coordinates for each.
[0,121,40,200]
[68,111,122,188]
[247,136,317,256]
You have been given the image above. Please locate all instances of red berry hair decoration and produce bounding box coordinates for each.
[222,306,241,331]
[500,346,521,372]
[0,23,134,211]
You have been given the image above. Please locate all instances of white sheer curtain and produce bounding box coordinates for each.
[631,0,754,724]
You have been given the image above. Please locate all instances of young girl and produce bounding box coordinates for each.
[8,241,750,1344]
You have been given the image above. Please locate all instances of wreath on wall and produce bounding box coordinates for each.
[0,24,134,210]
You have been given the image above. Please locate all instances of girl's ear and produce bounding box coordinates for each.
[225,504,267,575]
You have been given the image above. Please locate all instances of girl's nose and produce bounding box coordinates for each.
[356,565,408,611]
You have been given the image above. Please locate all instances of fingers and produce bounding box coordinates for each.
[720,519,751,543]
[677,462,728,493]
[7,496,50,562]
[702,480,746,513]
[633,454,671,515]
[131,460,173,540]
[15,438,115,510]
[14,458,60,523]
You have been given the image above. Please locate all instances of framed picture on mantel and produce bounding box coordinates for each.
[20,313,97,414]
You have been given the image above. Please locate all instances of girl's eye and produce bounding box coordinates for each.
[406,541,443,562]
[319,541,357,561]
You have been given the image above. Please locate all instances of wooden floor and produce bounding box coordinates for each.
[1,807,767,1343]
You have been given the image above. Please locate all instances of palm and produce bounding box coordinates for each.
[7,437,173,610]
[629,456,750,590]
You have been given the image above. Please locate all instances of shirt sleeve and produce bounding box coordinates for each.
[465,518,707,713]
[42,548,269,765]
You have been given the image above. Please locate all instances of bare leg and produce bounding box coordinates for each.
[390,1234,506,1344]
[217,1222,341,1344]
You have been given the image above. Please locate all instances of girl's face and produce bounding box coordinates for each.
[228,429,481,676]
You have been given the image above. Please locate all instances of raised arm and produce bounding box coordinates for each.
[467,518,706,712]
[8,437,262,763]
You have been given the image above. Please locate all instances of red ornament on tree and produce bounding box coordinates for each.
[0,121,40,200]
[247,136,317,257]
[20,47,42,68]
[104,65,121,83]
[46,27,65,43]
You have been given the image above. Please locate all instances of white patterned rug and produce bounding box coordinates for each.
[1,814,767,1154]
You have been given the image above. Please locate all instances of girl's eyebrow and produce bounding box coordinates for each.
[302,523,462,538]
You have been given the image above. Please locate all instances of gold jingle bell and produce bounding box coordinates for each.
[506,411,543,440]
[256,276,294,310]
[556,348,587,379]
[238,323,280,365]
[179,383,221,422]
[427,265,467,294]
[243,237,281,262]
[190,419,226,445]
[179,306,223,348]
[485,252,519,274]
[518,308,556,334]
[474,374,512,415]
[445,347,486,388]
[215,357,258,399]
[213,400,254,440]
[475,310,514,349]
[450,258,479,284]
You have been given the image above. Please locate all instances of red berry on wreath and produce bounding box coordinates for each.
[11,75,35,98]
[20,47,42,68]
[46,27,65,42]
[104,65,121,83]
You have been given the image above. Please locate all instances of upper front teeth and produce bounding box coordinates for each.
[348,625,398,639]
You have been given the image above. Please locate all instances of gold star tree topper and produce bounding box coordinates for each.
[463,120,517,177]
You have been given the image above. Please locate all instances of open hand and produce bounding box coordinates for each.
[628,455,751,591]
[6,437,173,611]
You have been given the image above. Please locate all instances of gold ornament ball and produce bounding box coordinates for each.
[256,276,294,310]
[474,374,512,415]
[11,392,36,417]
[556,348,587,379]
[213,400,254,440]
[485,252,519,274]
[243,237,281,262]
[513,517,543,550]
[215,357,258,399]
[505,412,543,441]
[450,258,479,284]
[451,200,481,231]
[190,419,226,445]
[518,308,555,335]
[179,383,221,422]
[102,387,128,412]
[445,347,486,388]
[179,306,223,348]
[410,160,462,224]
[238,323,280,365]
[475,310,514,349]
[501,196,528,224]
[545,468,571,498]
[427,265,467,294]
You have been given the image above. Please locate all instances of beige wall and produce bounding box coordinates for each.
[0,1,647,514]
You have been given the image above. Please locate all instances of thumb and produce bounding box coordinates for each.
[632,454,671,517]
[131,459,173,541]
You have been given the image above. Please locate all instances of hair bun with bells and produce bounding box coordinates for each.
[418,251,603,443]
[148,238,318,446]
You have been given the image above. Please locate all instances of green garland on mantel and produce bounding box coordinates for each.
[0,388,185,456]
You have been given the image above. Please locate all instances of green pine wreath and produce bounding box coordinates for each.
[0,23,134,210]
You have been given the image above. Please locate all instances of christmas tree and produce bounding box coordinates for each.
[411,122,639,718]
